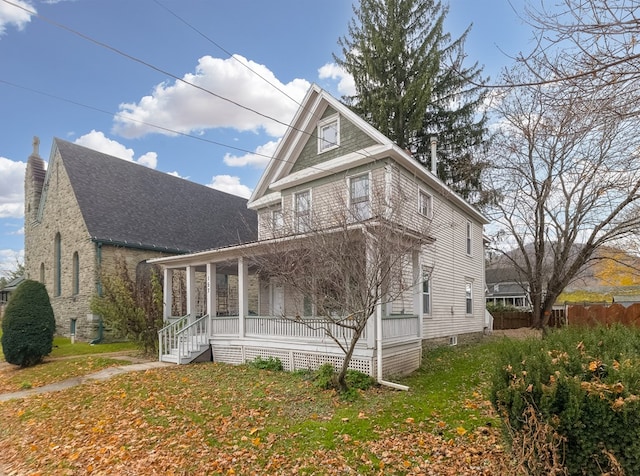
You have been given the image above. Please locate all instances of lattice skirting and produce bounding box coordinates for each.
[211,342,421,378]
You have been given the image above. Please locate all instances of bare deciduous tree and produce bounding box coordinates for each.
[504,0,640,97]
[488,71,640,329]
[248,179,433,391]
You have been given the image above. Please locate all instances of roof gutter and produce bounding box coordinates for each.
[90,237,190,255]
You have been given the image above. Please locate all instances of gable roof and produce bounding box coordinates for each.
[49,139,257,253]
[248,84,488,225]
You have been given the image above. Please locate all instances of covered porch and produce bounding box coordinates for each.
[153,234,424,379]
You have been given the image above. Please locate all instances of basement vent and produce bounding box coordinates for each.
[449,335,458,346]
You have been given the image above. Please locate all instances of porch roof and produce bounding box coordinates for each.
[148,220,433,269]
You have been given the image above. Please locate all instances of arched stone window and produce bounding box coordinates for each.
[72,252,79,295]
[54,232,61,296]
[39,262,45,283]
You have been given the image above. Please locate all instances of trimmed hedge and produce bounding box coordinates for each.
[491,325,640,475]
[1,279,56,367]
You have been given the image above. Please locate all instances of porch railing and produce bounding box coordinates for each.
[165,314,419,348]
[245,315,364,341]
[158,314,189,360]
[158,314,209,360]
[175,314,209,362]
[382,314,420,340]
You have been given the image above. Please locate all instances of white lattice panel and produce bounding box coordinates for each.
[211,346,243,365]
[244,347,292,370]
[292,352,372,375]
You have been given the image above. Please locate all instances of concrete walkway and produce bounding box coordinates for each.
[0,358,171,402]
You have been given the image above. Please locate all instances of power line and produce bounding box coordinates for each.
[0,78,273,160]
[1,0,376,166]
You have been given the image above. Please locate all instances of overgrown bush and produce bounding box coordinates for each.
[491,325,640,475]
[1,280,56,367]
[248,356,283,371]
[91,258,163,354]
[311,363,376,397]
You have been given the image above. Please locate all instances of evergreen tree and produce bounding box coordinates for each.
[335,0,494,207]
[1,280,56,367]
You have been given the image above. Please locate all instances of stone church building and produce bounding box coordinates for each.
[24,137,257,341]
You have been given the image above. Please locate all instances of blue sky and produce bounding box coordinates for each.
[0,0,533,275]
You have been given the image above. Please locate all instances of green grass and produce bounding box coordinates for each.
[0,325,138,361]
[0,336,511,474]
[50,336,138,357]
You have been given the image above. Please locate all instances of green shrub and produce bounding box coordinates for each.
[491,325,640,475]
[248,356,283,371]
[1,280,56,367]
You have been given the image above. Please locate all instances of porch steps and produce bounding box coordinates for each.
[160,333,210,364]
[158,314,211,365]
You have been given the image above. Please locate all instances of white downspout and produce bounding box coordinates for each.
[376,296,409,391]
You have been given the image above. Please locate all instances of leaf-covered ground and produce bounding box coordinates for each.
[0,356,132,394]
[0,342,516,475]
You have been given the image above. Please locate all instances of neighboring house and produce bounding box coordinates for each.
[23,138,257,341]
[485,267,531,309]
[0,276,25,319]
[152,85,489,379]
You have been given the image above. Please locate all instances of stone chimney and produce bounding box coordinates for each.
[24,136,46,225]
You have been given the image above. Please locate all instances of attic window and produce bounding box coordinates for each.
[318,115,339,153]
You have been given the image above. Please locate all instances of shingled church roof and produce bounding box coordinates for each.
[53,138,257,253]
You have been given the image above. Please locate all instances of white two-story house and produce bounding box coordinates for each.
[152,85,489,382]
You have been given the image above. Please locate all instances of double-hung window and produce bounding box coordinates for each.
[318,115,339,153]
[422,269,431,315]
[295,190,311,232]
[419,190,433,218]
[272,207,284,232]
[465,281,473,315]
[349,173,371,220]
[466,221,472,255]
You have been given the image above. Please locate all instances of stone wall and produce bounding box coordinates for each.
[24,148,175,341]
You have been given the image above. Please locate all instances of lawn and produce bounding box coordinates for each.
[0,338,514,475]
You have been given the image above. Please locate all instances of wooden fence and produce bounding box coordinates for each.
[490,309,565,330]
[567,303,640,327]
[491,304,640,329]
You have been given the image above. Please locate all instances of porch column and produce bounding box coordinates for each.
[206,263,217,318]
[412,250,422,339]
[163,268,173,320]
[186,265,196,319]
[238,257,248,337]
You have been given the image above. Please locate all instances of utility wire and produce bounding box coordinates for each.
[151,0,305,111]
[1,0,377,165]
[0,78,272,160]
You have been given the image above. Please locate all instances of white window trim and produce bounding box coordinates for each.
[422,267,432,317]
[347,172,372,221]
[317,114,340,153]
[466,221,472,256]
[418,188,433,219]
[465,280,473,315]
[293,189,312,233]
[271,206,284,232]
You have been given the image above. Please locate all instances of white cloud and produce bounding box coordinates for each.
[318,63,356,97]
[223,139,279,168]
[0,0,33,37]
[167,171,188,179]
[112,54,310,139]
[207,175,252,199]
[74,130,158,168]
[0,248,24,277]
[0,156,26,218]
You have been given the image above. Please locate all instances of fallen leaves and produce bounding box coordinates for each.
[0,361,513,475]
